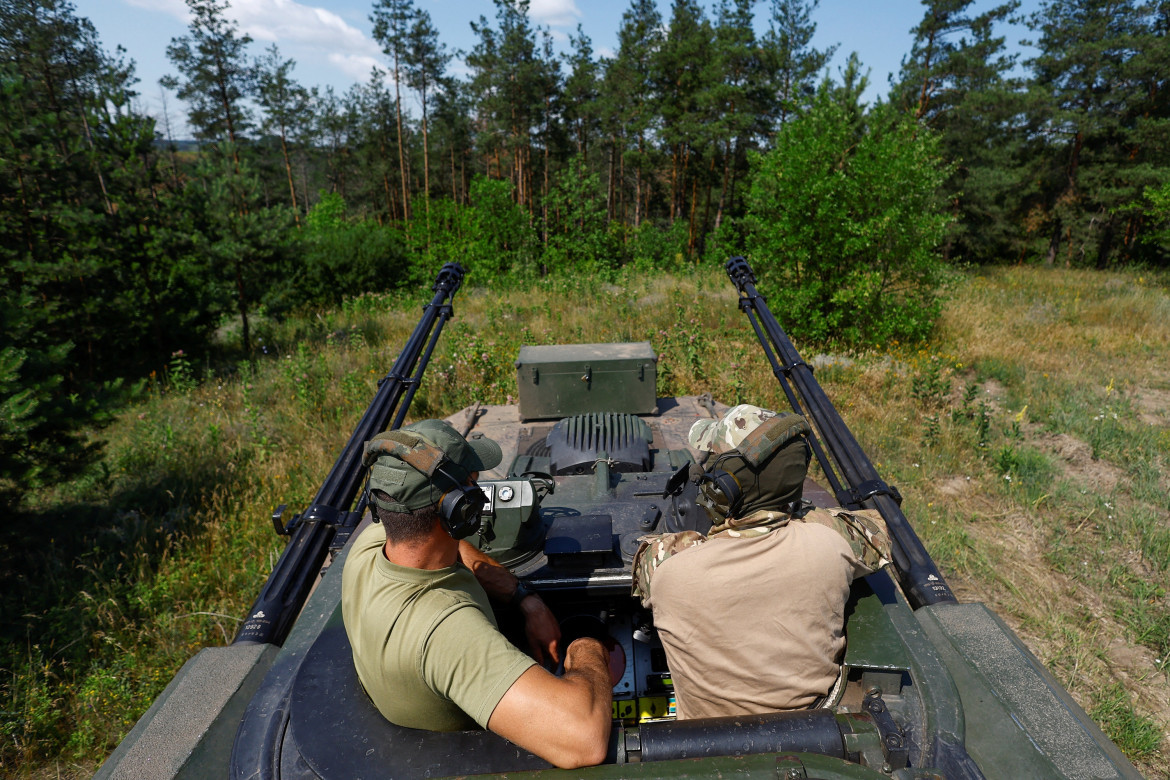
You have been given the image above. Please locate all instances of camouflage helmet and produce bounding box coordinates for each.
[689,404,778,454]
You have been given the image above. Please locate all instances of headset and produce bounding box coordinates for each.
[694,413,817,521]
[697,457,807,520]
[433,462,488,540]
[364,432,489,541]
[696,455,746,520]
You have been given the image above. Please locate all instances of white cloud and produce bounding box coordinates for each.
[231,0,380,57]
[328,53,386,84]
[125,0,187,19]
[129,0,381,64]
[542,28,570,46]
[529,0,581,28]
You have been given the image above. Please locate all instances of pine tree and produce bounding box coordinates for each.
[371,0,416,220]
[254,44,311,222]
[162,0,254,170]
[894,0,1018,120]
[655,0,713,228]
[314,85,358,202]
[536,29,564,230]
[466,15,503,179]
[826,52,870,123]
[191,146,296,346]
[1023,0,1170,266]
[467,0,545,210]
[498,0,544,210]
[1,0,221,375]
[892,0,1023,263]
[351,69,405,220]
[405,8,450,214]
[562,27,600,163]
[0,0,220,506]
[760,0,836,127]
[708,0,762,233]
[430,75,475,203]
[602,0,663,225]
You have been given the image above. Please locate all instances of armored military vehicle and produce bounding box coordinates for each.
[95,259,1143,780]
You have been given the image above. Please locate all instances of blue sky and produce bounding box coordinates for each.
[76,0,1041,138]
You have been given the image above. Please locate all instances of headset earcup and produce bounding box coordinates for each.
[698,469,743,519]
[714,470,742,515]
[439,485,486,539]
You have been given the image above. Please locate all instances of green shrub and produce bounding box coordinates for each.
[1139,181,1170,254]
[993,443,1056,503]
[745,89,952,346]
[397,179,540,285]
[543,156,621,276]
[625,220,692,273]
[279,196,411,311]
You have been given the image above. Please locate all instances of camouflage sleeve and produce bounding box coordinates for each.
[804,508,892,574]
[631,531,705,607]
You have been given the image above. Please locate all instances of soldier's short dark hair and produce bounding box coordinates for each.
[371,489,440,541]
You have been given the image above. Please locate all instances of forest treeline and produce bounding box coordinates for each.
[1,0,1169,513]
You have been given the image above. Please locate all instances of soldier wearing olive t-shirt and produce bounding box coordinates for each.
[342,419,612,769]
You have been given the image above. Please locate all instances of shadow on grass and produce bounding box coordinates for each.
[0,448,259,766]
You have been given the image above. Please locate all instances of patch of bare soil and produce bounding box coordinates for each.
[937,475,973,497]
[1133,386,1170,428]
[1103,637,1170,728]
[1035,432,1125,494]
[980,377,1007,397]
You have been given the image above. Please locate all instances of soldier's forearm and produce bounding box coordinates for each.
[458,539,518,601]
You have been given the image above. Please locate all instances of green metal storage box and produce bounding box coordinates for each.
[515,342,658,420]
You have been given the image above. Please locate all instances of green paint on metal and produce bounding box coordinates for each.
[844,576,913,673]
[517,343,658,420]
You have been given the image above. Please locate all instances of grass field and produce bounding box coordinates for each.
[2,264,1167,778]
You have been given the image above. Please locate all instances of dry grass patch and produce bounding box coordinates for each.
[7,265,1169,778]
[798,265,1170,775]
[885,266,1170,775]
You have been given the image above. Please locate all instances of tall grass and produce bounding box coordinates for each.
[2,265,1167,778]
[894,268,1170,773]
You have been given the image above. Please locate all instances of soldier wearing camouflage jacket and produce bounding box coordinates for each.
[632,405,892,720]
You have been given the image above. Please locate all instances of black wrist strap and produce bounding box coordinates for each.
[509,580,534,609]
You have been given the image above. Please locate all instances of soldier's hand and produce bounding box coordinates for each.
[564,637,622,687]
[520,593,562,665]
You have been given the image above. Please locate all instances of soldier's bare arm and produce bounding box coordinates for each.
[487,637,612,768]
[460,539,561,664]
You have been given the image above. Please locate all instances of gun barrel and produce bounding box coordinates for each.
[233,263,466,646]
[313,262,465,510]
[725,256,954,609]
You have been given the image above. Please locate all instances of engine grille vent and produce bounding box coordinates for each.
[546,413,653,475]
